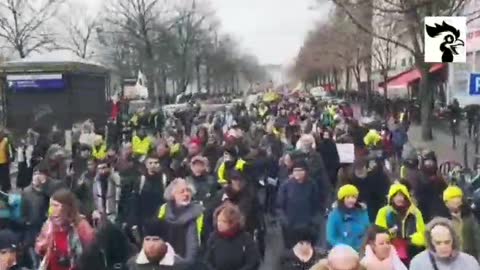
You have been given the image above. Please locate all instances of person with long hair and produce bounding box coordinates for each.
[35,189,95,270]
[360,226,407,270]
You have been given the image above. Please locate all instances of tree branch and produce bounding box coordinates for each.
[332,0,416,55]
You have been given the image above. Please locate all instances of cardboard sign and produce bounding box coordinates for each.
[336,143,355,163]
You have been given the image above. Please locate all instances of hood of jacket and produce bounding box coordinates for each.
[135,242,177,266]
[425,217,461,253]
[164,201,204,225]
[387,183,415,213]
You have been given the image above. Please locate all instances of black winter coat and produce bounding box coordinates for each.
[280,249,326,270]
[204,187,260,242]
[203,231,260,270]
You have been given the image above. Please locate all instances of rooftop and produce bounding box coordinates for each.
[0,50,108,74]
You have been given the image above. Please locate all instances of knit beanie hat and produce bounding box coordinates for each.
[337,184,360,200]
[292,158,308,170]
[143,219,167,239]
[443,186,463,202]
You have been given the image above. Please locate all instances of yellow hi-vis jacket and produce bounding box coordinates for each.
[92,143,107,160]
[364,129,382,148]
[158,203,204,243]
[375,183,426,247]
[217,159,247,185]
[132,136,152,156]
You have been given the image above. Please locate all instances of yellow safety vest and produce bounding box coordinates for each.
[92,144,107,160]
[129,114,139,127]
[132,136,152,156]
[217,159,247,185]
[0,138,9,164]
[158,204,204,243]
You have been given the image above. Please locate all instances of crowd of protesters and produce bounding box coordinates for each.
[0,92,479,270]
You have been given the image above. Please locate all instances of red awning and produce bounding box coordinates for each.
[381,63,445,88]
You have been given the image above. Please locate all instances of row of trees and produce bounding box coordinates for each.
[0,0,268,101]
[295,0,477,140]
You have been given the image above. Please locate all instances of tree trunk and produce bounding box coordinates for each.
[205,64,211,94]
[383,73,389,117]
[196,56,201,92]
[345,66,351,91]
[333,69,339,92]
[419,65,433,140]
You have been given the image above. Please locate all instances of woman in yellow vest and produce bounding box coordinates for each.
[157,178,204,264]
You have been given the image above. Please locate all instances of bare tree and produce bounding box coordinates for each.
[372,23,395,113]
[58,3,98,59]
[318,0,476,139]
[293,8,370,93]
[169,0,212,94]
[0,0,65,58]
[102,0,170,98]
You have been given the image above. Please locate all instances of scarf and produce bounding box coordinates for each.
[41,220,84,269]
[218,226,240,239]
[361,245,407,270]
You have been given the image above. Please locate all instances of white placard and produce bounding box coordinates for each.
[336,143,355,164]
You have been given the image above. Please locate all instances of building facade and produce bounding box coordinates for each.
[447,0,480,106]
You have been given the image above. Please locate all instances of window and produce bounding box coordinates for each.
[409,57,414,65]
[401,58,406,67]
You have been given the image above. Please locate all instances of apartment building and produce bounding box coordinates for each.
[447,0,480,106]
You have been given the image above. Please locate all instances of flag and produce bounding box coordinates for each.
[135,70,149,98]
[136,70,146,87]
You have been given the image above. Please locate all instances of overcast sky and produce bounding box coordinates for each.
[81,0,331,66]
[209,0,330,65]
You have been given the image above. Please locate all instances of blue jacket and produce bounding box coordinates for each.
[276,179,320,228]
[326,205,370,251]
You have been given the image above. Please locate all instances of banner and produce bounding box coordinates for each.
[7,73,65,92]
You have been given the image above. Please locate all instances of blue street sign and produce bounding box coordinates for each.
[469,73,480,95]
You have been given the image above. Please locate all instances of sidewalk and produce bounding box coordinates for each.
[408,124,474,165]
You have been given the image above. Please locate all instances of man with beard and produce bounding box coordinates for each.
[416,151,449,222]
[128,155,165,237]
[92,160,121,224]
